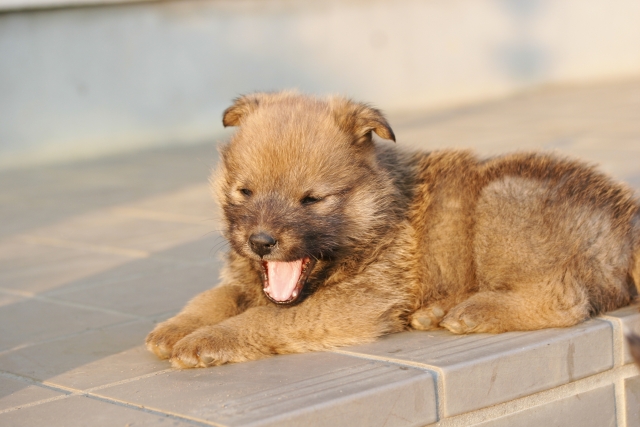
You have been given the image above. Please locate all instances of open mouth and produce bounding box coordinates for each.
[261,257,316,304]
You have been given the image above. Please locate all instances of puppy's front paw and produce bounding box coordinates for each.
[170,326,265,369]
[145,320,197,360]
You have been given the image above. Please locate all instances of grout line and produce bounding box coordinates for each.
[37,295,143,319]
[423,364,640,427]
[0,370,77,415]
[599,315,628,427]
[600,314,625,366]
[0,394,73,415]
[0,369,223,426]
[36,253,219,299]
[111,207,214,225]
[0,296,175,357]
[615,376,628,427]
[21,235,150,259]
[0,370,68,391]
[331,349,446,420]
[332,348,442,372]
[0,316,146,356]
[84,368,175,392]
[85,393,228,427]
[0,286,145,320]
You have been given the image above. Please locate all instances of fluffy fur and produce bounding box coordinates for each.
[146,91,640,368]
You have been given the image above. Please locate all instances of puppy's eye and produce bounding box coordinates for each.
[239,188,253,197]
[301,195,323,205]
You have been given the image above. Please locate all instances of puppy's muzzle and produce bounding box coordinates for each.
[249,232,277,257]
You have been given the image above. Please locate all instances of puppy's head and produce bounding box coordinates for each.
[214,91,396,305]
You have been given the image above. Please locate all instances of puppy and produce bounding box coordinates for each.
[146,91,640,368]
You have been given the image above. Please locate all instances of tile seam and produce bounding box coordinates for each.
[41,263,197,297]
[0,286,148,321]
[34,253,217,299]
[30,294,145,320]
[615,375,628,427]
[331,349,445,421]
[83,368,175,392]
[0,394,73,415]
[599,314,627,427]
[111,207,214,225]
[85,393,228,427]
[0,370,71,391]
[0,368,216,425]
[0,289,181,322]
[599,314,625,366]
[425,363,639,427]
[20,235,151,259]
[0,316,148,356]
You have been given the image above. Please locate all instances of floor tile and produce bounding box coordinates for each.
[0,299,132,352]
[469,384,616,427]
[114,183,218,221]
[0,395,198,426]
[627,374,640,427]
[96,352,437,427]
[40,257,185,297]
[343,319,613,417]
[154,233,228,264]
[51,263,220,317]
[0,376,65,411]
[0,238,136,294]
[0,320,167,391]
[24,212,213,254]
[0,291,26,307]
[0,142,216,240]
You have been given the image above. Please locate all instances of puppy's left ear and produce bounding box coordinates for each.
[222,94,262,127]
[331,98,396,145]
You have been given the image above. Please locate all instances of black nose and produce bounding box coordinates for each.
[249,232,277,257]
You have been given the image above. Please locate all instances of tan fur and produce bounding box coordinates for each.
[146,91,640,368]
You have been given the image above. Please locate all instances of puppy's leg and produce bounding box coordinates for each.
[170,293,406,368]
[146,285,246,359]
[440,285,591,334]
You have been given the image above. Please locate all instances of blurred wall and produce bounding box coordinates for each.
[1,0,640,169]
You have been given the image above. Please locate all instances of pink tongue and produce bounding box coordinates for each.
[267,260,303,301]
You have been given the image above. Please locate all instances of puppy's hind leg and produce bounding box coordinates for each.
[440,284,591,334]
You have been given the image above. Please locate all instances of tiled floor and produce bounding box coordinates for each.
[1,79,640,426]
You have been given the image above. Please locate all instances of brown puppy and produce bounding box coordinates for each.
[146,91,640,368]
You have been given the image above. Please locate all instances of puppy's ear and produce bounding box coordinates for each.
[222,94,261,127]
[331,98,396,145]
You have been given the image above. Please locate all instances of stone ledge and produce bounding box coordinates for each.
[2,304,637,426]
[327,302,640,426]
[341,318,615,418]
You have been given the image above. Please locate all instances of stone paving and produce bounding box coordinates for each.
[1,79,640,427]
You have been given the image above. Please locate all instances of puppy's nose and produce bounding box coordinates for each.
[249,232,277,257]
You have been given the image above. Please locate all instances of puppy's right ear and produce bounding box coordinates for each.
[222,94,261,127]
[330,97,395,145]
